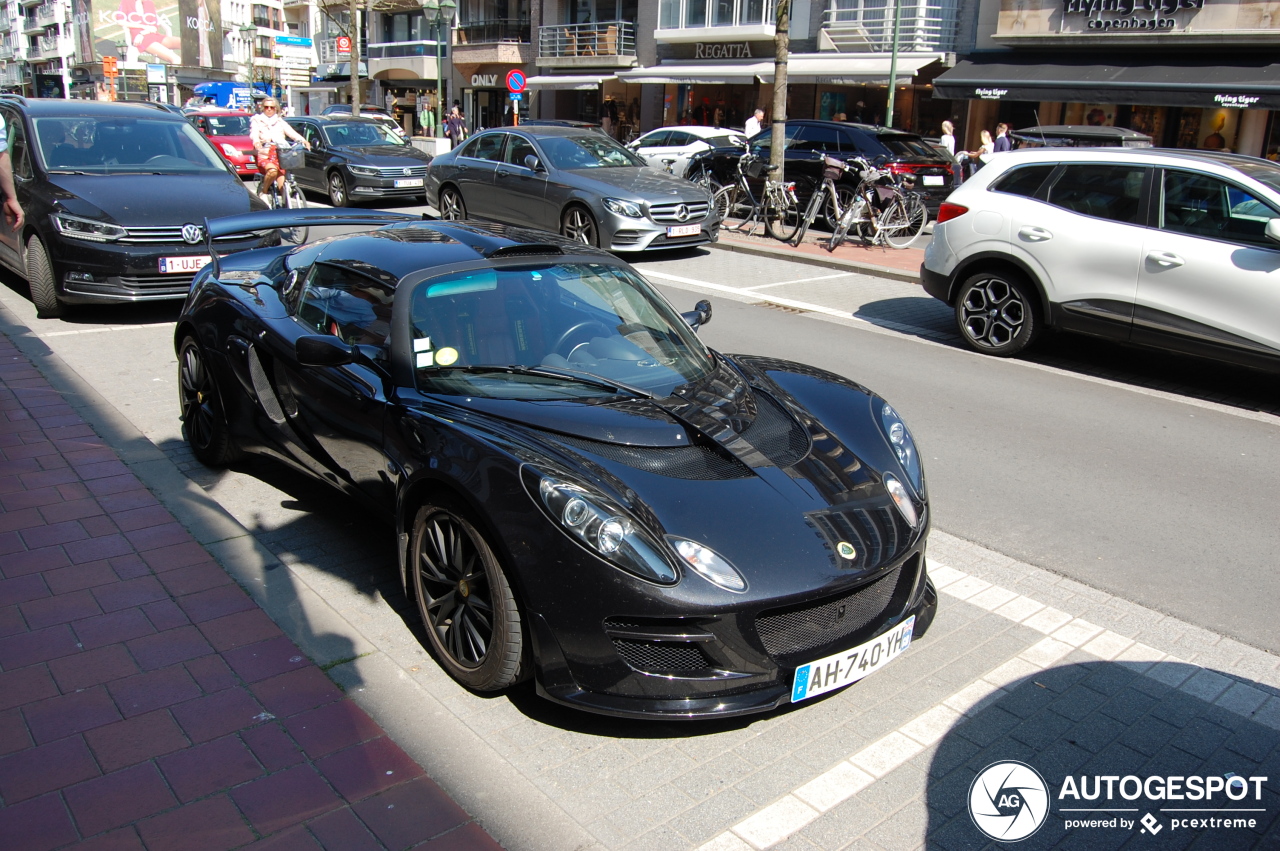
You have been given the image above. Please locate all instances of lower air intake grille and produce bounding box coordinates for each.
[554,434,752,480]
[611,638,712,673]
[755,557,916,660]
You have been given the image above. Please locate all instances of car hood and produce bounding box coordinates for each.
[332,145,433,165]
[435,354,924,598]
[563,166,709,201]
[47,173,255,225]
[208,134,252,148]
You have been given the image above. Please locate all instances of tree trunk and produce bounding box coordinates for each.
[348,0,361,111]
[769,0,790,184]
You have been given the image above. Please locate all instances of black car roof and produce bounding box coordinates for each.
[305,220,614,283]
[0,97,188,120]
[476,125,607,139]
[290,114,385,126]
[788,118,923,138]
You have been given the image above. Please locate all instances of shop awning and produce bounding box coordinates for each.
[616,61,773,85]
[760,53,942,85]
[524,74,617,91]
[934,53,1280,109]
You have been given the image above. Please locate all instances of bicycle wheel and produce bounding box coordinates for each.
[765,184,801,242]
[278,181,308,244]
[884,194,928,249]
[712,184,743,223]
[827,198,860,252]
[790,185,824,247]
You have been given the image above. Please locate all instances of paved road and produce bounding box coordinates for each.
[2,211,1278,850]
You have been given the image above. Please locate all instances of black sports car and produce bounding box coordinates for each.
[176,209,937,719]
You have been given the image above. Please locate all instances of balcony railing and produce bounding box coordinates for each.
[21,16,42,33]
[34,2,59,25]
[455,18,529,45]
[822,1,957,52]
[0,65,21,84]
[0,42,12,59]
[366,39,444,59]
[538,20,634,60]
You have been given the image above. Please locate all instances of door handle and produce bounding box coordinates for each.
[1146,250,1185,268]
[1018,226,1052,242]
[496,169,510,178]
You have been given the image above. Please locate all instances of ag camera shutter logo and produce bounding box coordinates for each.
[969,761,1050,841]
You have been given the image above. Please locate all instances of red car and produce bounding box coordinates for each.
[188,110,257,177]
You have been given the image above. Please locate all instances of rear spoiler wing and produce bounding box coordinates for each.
[201,209,425,278]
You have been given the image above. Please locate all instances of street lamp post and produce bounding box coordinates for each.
[421,0,455,137]
[240,24,257,107]
[115,41,128,101]
[885,0,903,129]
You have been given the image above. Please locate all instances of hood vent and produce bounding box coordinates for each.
[739,392,811,468]
[553,433,752,480]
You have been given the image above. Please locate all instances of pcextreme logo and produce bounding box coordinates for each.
[970,762,1270,842]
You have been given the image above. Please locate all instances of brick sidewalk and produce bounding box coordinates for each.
[713,218,926,279]
[0,331,501,850]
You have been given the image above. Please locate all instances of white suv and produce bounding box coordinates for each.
[922,148,1280,371]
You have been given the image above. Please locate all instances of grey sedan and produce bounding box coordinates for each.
[424,126,717,251]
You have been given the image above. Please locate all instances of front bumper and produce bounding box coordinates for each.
[348,172,428,199]
[50,232,268,305]
[603,212,718,252]
[529,542,937,720]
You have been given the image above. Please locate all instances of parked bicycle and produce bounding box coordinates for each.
[258,143,309,245]
[710,145,801,242]
[825,157,928,251]
[790,155,871,247]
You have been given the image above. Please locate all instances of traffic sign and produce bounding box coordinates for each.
[510,92,522,100]
[102,56,117,77]
[336,35,352,53]
[506,69,526,94]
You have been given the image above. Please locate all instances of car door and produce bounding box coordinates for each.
[494,132,554,228]
[451,133,506,219]
[270,261,397,507]
[288,121,324,190]
[1134,167,1280,362]
[1012,162,1150,339]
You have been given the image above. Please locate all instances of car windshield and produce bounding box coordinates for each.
[536,135,645,169]
[204,115,250,136]
[323,122,406,147]
[706,134,746,148]
[410,262,714,400]
[877,134,940,159]
[35,117,229,173]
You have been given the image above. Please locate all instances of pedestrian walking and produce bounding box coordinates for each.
[994,122,1012,153]
[744,107,764,137]
[444,106,468,148]
[940,120,956,157]
[0,111,23,231]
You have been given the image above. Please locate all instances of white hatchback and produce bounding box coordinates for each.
[628,126,747,178]
[921,147,1280,371]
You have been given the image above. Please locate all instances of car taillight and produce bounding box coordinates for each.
[887,162,913,175]
[936,203,969,224]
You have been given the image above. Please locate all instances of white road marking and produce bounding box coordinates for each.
[697,559,1280,850]
[639,269,858,322]
[38,322,174,338]
[744,271,853,290]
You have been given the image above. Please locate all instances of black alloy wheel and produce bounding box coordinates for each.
[327,170,348,207]
[955,271,1040,357]
[438,187,466,220]
[178,336,241,466]
[26,236,63,319]
[411,501,522,691]
[560,205,599,246]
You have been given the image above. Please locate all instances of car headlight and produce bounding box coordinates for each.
[880,402,923,494]
[51,213,127,243]
[523,467,678,585]
[220,143,240,158]
[348,165,379,177]
[883,474,920,529]
[668,538,746,592]
[603,198,644,218]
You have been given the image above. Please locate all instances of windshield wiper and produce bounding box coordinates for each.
[431,365,654,399]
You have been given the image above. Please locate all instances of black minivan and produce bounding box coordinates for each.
[690,119,955,228]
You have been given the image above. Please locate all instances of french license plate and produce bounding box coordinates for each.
[667,223,701,237]
[791,616,915,703]
[159,256,211,275]
[923,175,944,186]
[394,178,424,188]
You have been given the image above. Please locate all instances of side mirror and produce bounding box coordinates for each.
[682,299,712,331]
[1267,218,1280,244]
[296,335,355,367]
[523,154,542,171]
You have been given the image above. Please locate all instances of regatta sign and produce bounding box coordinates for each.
[694,42,754,59]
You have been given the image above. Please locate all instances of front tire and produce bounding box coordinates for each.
[411,501,523,691]
[954,271,1040,357]
[26,236,63,318]
[177,336,241,466]
[327,170,349,207]
[282,182,309,244]
[560,205,599,247]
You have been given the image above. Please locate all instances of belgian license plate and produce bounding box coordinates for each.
[394,178,424,188]
[791,616,914,703]
[923,175,944,186]
[159,256,211,274]
[667,223,701,237]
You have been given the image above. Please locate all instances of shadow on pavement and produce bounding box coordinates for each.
[926,659,1280,849]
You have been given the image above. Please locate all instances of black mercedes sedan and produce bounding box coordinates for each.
[0,96,271,318]
[176,209,937,719]
[286,115,433,206]
[688,119,955,227]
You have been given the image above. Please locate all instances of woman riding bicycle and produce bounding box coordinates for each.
[250,98,310,205]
